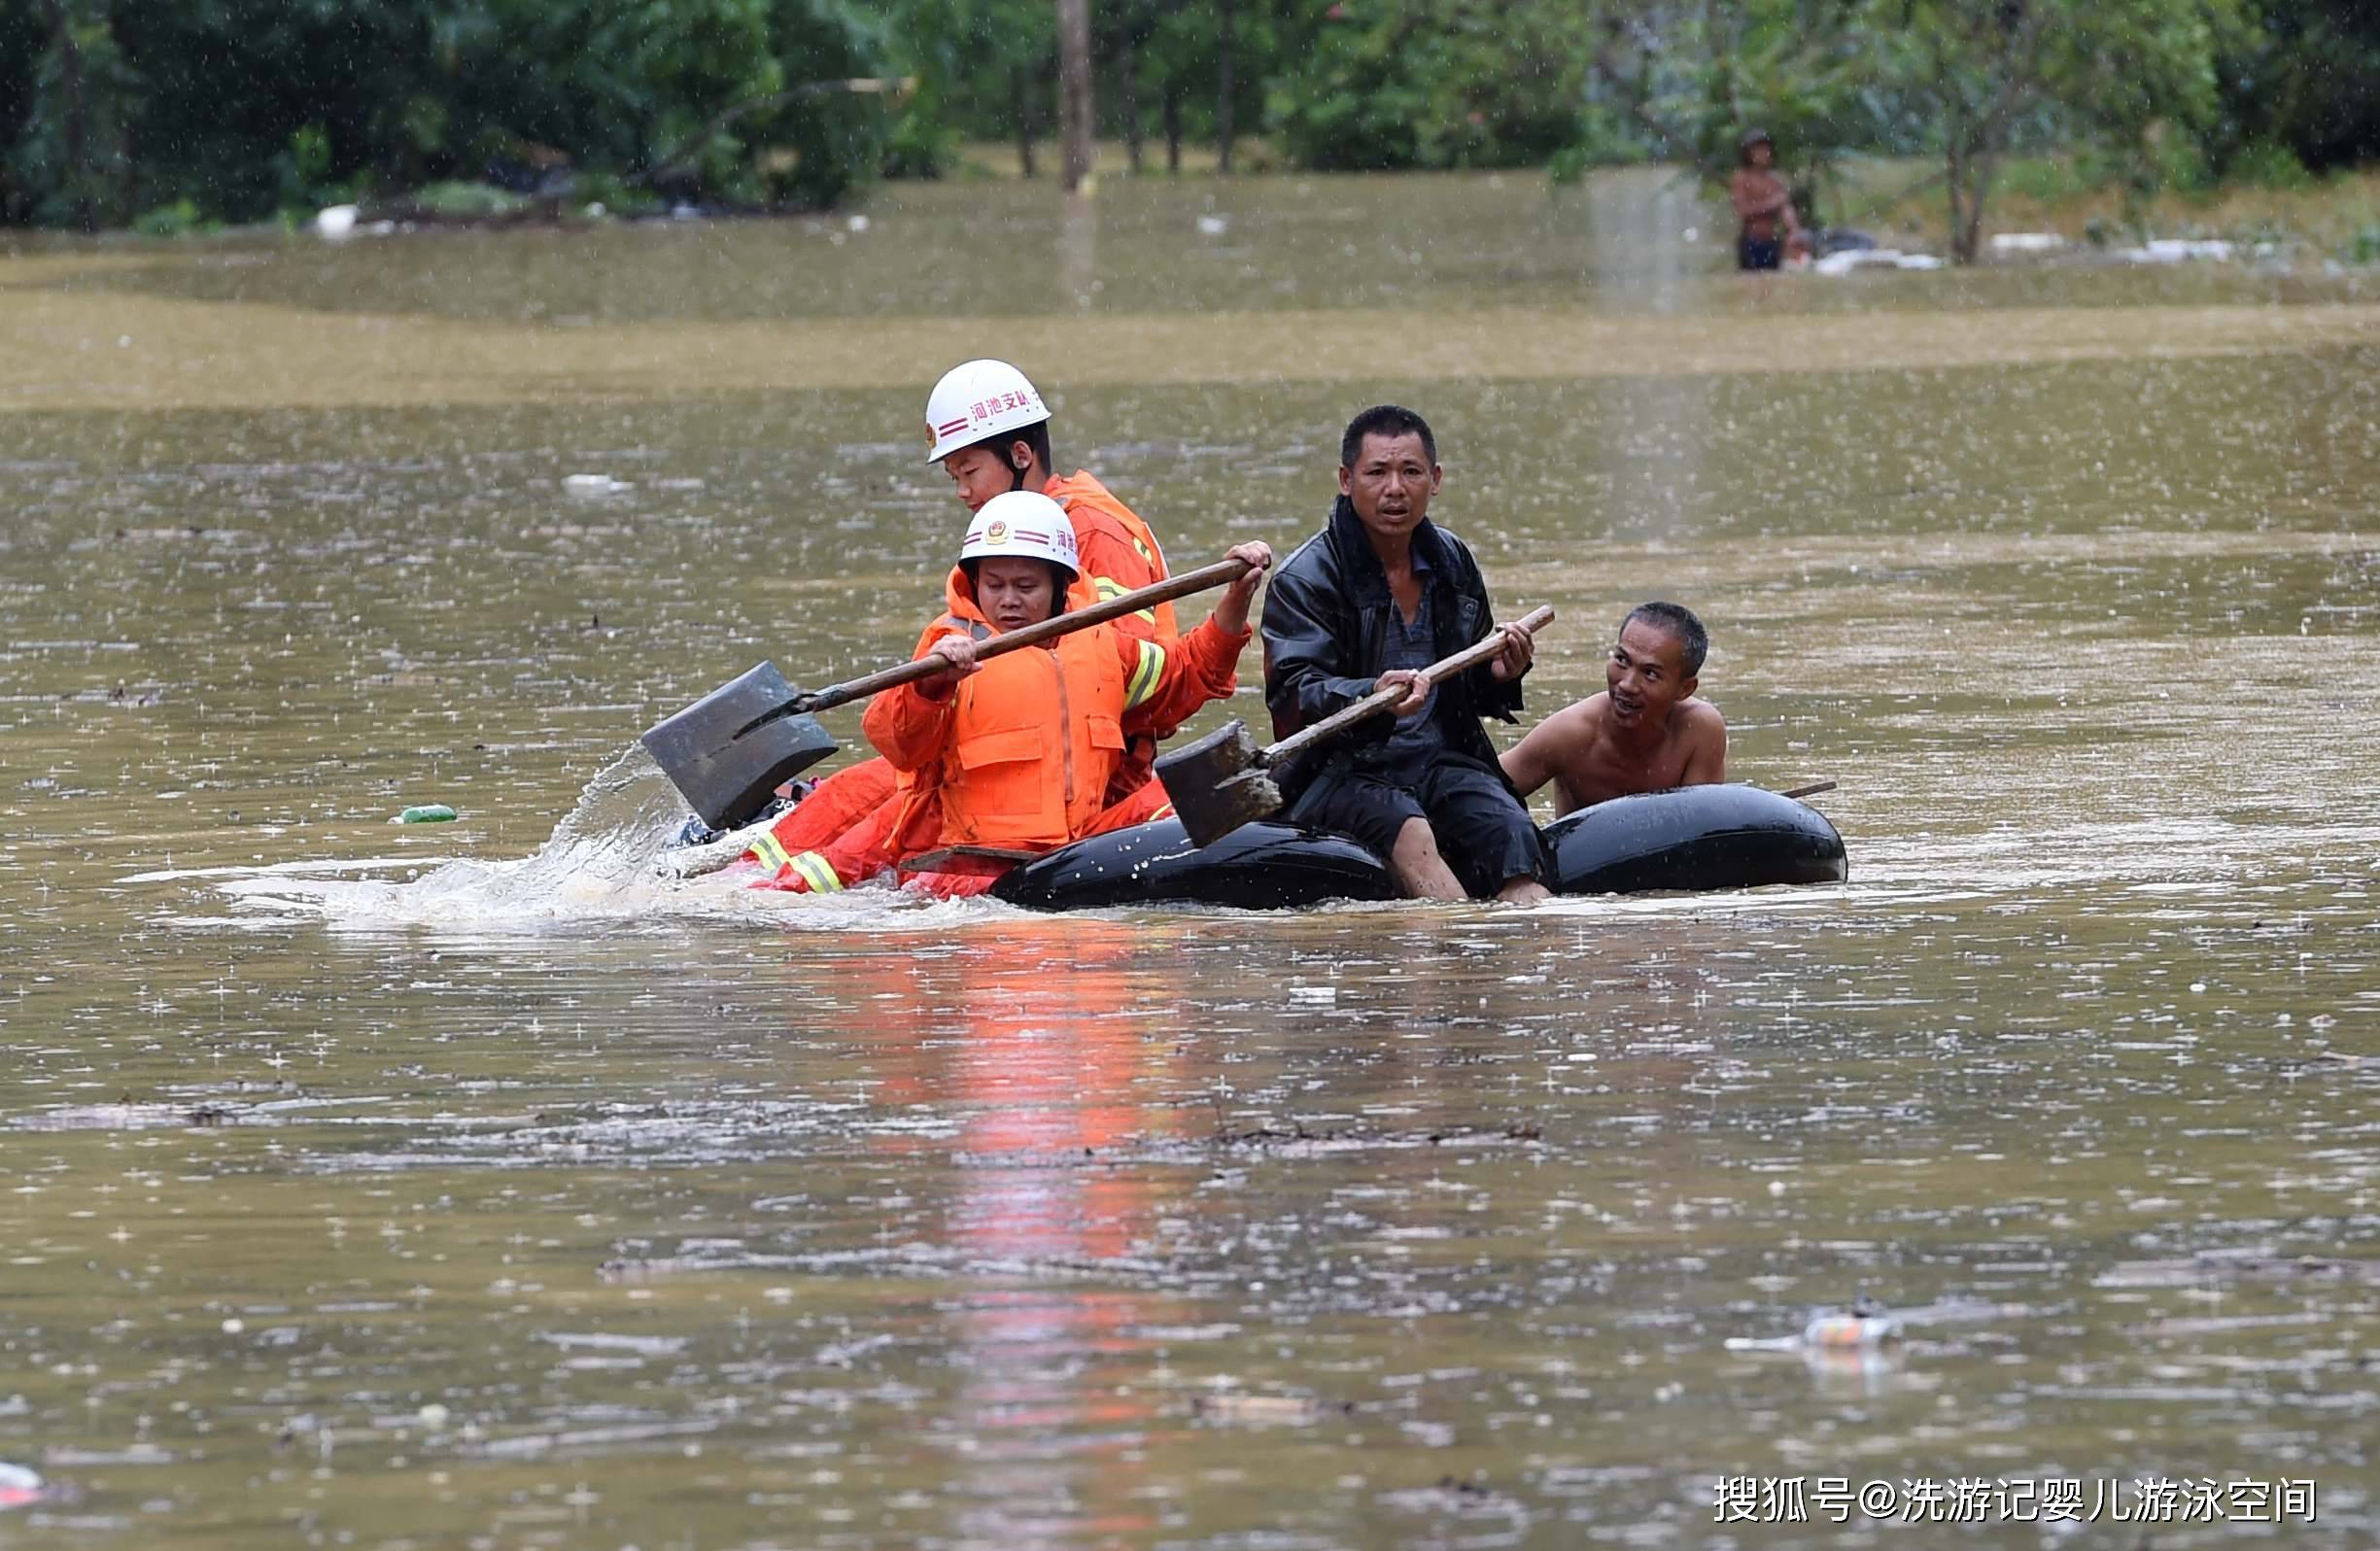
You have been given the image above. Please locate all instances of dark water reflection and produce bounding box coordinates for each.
[3,178,2379,1547]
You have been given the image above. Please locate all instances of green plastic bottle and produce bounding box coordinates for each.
[396,804,457,824]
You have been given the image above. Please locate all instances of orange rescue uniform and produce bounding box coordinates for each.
[863,569,1245,853]
[745,468,1183,893]
[1046,468,1181,799]
[1047,469,1175,642]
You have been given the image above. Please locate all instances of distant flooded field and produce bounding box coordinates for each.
[2,170,2375,1548]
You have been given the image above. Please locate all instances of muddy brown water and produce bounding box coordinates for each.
[2,171,2376,1547]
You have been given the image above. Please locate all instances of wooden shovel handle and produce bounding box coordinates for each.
[795,557,1256,714]
[1264,604,1556,766]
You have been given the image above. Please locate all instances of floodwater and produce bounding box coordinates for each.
[2,171,2376,1547]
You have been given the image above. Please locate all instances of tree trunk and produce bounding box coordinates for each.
[1056,0,1093,192]
[121,116,137,221]
[1946,143,1962,262]
[1958,150,1996,264]
[38,0,90,230]
[1216,0,1236,173]
[1119,29,1142,174]
[1163,77,1181,174]
[1012,63,1036,179]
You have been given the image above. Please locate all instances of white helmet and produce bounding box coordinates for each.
[924,359,1050,465]
[960,491,1079,581]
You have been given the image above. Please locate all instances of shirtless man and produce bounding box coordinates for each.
[1729,129,1798,271]
[1500,602,1726,816]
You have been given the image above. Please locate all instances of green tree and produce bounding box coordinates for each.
[1264,0,1581,171]
[10,0,137,227]
[2218,0,2380,174]
[0,0,891,229]
[1566,0,1875,217]
[0,0,47,221]
[1861,0,2250,261]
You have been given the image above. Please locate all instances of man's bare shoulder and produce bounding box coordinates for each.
[1675,696,1725,733]
[1534,693,1609,751]
[1564,691,1613,729]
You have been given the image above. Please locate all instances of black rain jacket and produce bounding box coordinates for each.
[1259,496,1526,803]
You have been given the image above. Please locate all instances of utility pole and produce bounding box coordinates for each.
[1057,0,1095,192]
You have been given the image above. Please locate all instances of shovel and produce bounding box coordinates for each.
[644,556,1259,830]
[1158,604,1556,847]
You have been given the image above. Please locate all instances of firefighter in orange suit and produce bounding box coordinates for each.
[745,360,1177,892]
[924,358,1178,664]
[862,492,1266,884]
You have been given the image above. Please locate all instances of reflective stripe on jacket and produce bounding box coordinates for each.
[1046,469,1176,642]
[863,584,1247,851]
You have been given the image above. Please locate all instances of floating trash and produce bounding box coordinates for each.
[394,804,457,824]
[562,473,631,496]
[1725,1293,1905,1354]
[2118,238,2236,264]
[1812,248,1947,275]
[0,1463,46,1511]
[1800,1302,1905,1350]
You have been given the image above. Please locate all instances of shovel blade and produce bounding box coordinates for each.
[641,662,842,830]
[1156,719,1284,848]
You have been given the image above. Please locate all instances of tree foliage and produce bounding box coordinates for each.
[2219,0,2380,172]
[1263,0,1580,170]
[1569,0,1874,180]
[1,0,892,228]
[1859,0,2247,260]
[1,0,2370,243]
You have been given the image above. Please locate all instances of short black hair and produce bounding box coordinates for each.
[1622,602,1708,676]
[1340,404,1436,471]
[962,418,1052,475]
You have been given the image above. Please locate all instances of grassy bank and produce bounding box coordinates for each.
[1822,155,2380,263]
[943,138,1278,180]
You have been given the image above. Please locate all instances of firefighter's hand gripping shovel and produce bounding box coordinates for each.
[1156,605,1554,848]
[643,557,1260,831]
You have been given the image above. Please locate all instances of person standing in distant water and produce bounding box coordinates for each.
[1730,129,1799,271]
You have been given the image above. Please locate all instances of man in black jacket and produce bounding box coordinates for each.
[1261,405,1551,903]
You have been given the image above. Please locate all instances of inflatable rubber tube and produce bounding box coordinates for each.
[991,784,1845,911]
[990,817,1399,912]
[1540,783,1846,895]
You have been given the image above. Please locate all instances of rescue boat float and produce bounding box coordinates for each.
[988,782,1846,911]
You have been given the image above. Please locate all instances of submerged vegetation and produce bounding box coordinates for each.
[0,0,2376,260]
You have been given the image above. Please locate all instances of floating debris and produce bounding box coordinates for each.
[1812,248,1947,275]
[2117,238,2236,264]
[0,1463,46,1511]
[1190,1390,1350,1427]
[2097,1252,2380,1288]
[1725,1293,1906,1354]
[395,803,457,824]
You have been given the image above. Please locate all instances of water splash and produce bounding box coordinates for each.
[209,744,975,933]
